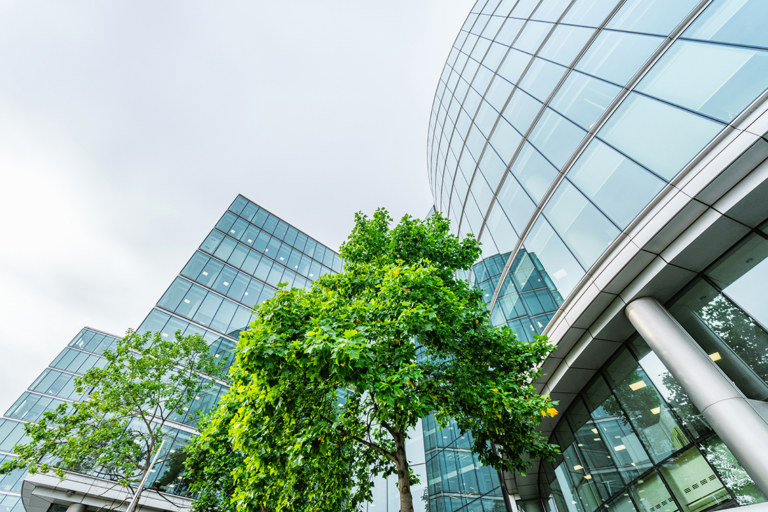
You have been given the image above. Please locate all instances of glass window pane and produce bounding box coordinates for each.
[544,181,620,268]
[532,0,571,22]
[562,0,621,27]
[528,109,587,169]
[706,233,768,328]
[519,58,568,103]
[198,259,223,287]
[227,273,250,303]
[489,118,522,163]
[629,335,711,439]
[539,25,596,66]
[605,349,690,463]
[229,196,247,215]
[637,40,768,123]
[667,278,768,400]
[567,140,664,229]
[210,299,237,334]
[524,216,585,299]
[241,225,260,246]
[659,446,730,512]
[176,285,206,318]
[502,89,543,135]
[576,30,664,86]
[684,0,768,50]
[498,48,534,85]
[607,0,699,36]
[228,244,249,269]
[193,293,223,327]
[700,435,767,506]
[240,201,259,222]
[242,280,264,309]
[550,72,622,131]
[629,470,678,512]
[213,236,237,261]
[200,230,224,254]
[510,143,559,202]
[212,266,237,295]
[158,278,192,311]
[215,212,237,234]
[515,21,553,54]
[498,174,536,234]
[598,93,724,180]
[181,252,209,280]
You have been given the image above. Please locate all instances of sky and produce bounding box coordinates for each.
[0,0,474,411]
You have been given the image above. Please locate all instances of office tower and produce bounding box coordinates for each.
[426,0,768,512]
[0,195,343,512]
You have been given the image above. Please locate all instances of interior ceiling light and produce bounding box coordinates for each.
[591,428,598,434]
[614,445,626,451]
[651,407,661,415]
[629,381,647,391]
[709,352,722,362]
[584,475,592,480]
[573,465,583,471]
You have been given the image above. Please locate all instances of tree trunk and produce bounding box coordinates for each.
[394,430,414,512]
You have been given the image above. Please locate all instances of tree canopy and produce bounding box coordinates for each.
[186,209,559,512]
[0,330,220,508]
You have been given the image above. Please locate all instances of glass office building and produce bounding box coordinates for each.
[427,0,768,512]
[0,195,343,512]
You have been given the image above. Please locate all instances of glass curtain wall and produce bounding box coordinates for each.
[540,223,768,512]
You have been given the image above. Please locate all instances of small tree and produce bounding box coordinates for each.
[189,209,559,512]
[0,329,221,510]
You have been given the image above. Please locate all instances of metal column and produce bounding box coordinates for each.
[625,297,768,496]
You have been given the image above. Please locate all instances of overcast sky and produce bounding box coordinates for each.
[0,0,473,411]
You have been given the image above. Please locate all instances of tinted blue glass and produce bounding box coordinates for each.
[510,143,558,202]
[550,72,622,130]
[478,147,507,191]
[567,140,665,229]
[510,0,539,19]
[485,75,514,113]
[576,30,663,86]
[519,58,567,102]
[636,40,768,123]
[598,93,724,180]
[201,230,224,254]
[213,236,236,261]
[502,89,542,134]
[193,294,223,327]
[486,200,518,253]
[561,0,620,27]
[684,0,768,49]
[528,109,587,169]
[545,181,620,268]
[607,0,699,36]
[483,42,508,73]
[215,212,236,233]
[159,278,191,311]
[496,17,524,43]
[240,201,259,222]
[531,0,571,22]
[524,217,585,299]
[489,118,522,162]
[538,25,596,66]
[497,49,532,85]
[177,285,206,318]
[515,21,553,54]
[229,196,247,215]
[228,244,249,268]
[211,300,237,334]
[181,252,208,280]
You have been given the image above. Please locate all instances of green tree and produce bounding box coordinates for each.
[0,329,221,511]
[188,209,559,512]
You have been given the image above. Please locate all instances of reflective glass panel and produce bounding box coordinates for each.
[502,89,543,134]
[497,173,537,234]
[598,93,724,180]
[668,278,768,400]
[567,140,665,229]
[550,72,622,131]
[510,143,559,202]
[700,436,767,506]
[515,21,553,54]
[607,0,699,36]
[605,350,691,463]
[524,216,585,299]
[705,233,768,330]
[576,31,663,86]
[637,40,768,123]
[658,446,730,512]
[528,109,587,169]
[684,0,768,50]
[629,471,678,512]
[519,58,568,102]
[539,25,596,67]
[498,49,534,85]
[561,0,621,27]
[544,181,620,269]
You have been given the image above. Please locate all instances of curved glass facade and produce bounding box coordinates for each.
[427,0,768,331]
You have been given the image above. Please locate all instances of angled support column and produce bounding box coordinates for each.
[625,297,768,496]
